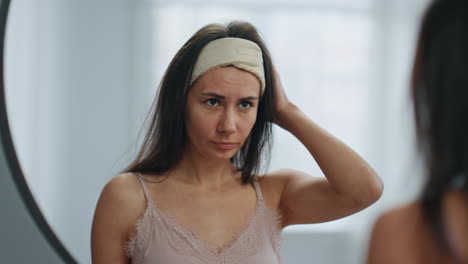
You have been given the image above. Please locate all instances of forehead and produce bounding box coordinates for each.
[190,66,261,96]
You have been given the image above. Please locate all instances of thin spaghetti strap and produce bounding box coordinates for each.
[252,178,264,202]
[136,173,155,206]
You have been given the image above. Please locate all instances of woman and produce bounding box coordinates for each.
[91,21,383,264]
[367,1,468,263]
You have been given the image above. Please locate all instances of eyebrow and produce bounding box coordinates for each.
[201,92,259,101]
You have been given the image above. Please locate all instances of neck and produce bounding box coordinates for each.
[171,147,239,190]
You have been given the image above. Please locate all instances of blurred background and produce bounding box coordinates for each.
[5,0,430,263]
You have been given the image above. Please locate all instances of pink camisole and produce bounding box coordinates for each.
[125,174,283,264]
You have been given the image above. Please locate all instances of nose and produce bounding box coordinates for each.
[217,108,236,135]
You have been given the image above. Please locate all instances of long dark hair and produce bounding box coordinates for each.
[123,21,275,184]
[412,0,468,250]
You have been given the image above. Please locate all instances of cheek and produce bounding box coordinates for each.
[242,112,258,134]
[185,110,214,137]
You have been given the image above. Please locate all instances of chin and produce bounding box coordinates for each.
[212,153,236,161]
[210,149,239,161]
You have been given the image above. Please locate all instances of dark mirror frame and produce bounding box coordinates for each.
[0,0,76,262]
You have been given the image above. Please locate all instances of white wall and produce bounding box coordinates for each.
[5,0,142,262]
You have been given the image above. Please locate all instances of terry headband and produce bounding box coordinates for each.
[190,37,266,95]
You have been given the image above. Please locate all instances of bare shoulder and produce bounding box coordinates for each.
[100,173,145,205]
[442,190,468,227]
[370,201,423,241]
[442,190,468,262]
[367,201,424,264]
[375,201,424,228]
[443,190,468,220]
[94,173,146,231]
[91,173,147,263]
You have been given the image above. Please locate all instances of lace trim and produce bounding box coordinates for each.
[125,203,156,263]
[124,218,140,258]
[158,199,260,253]
[125,186,283,264]
[264,206,283,262]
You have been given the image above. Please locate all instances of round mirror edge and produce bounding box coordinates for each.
[0,1,77,263]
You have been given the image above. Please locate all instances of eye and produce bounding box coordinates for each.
[205,98,219,107]
[239,101,253,109]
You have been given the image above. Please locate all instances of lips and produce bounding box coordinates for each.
[212,141,238,150]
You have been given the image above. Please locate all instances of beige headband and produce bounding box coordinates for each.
[190,37,266,95]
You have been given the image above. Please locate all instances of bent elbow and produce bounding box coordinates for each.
[365,176,384,206]
[371,178,384,202]
[355,175,384,208]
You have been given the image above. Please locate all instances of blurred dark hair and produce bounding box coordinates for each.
[411,0,468,250]
[123,21,275,184]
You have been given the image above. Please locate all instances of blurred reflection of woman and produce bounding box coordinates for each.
[91,21,383,264]
[367,1,468,263]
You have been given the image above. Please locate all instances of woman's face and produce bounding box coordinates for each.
[185,66,261,161]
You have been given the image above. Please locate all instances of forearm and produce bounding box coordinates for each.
[276,102,383,205]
